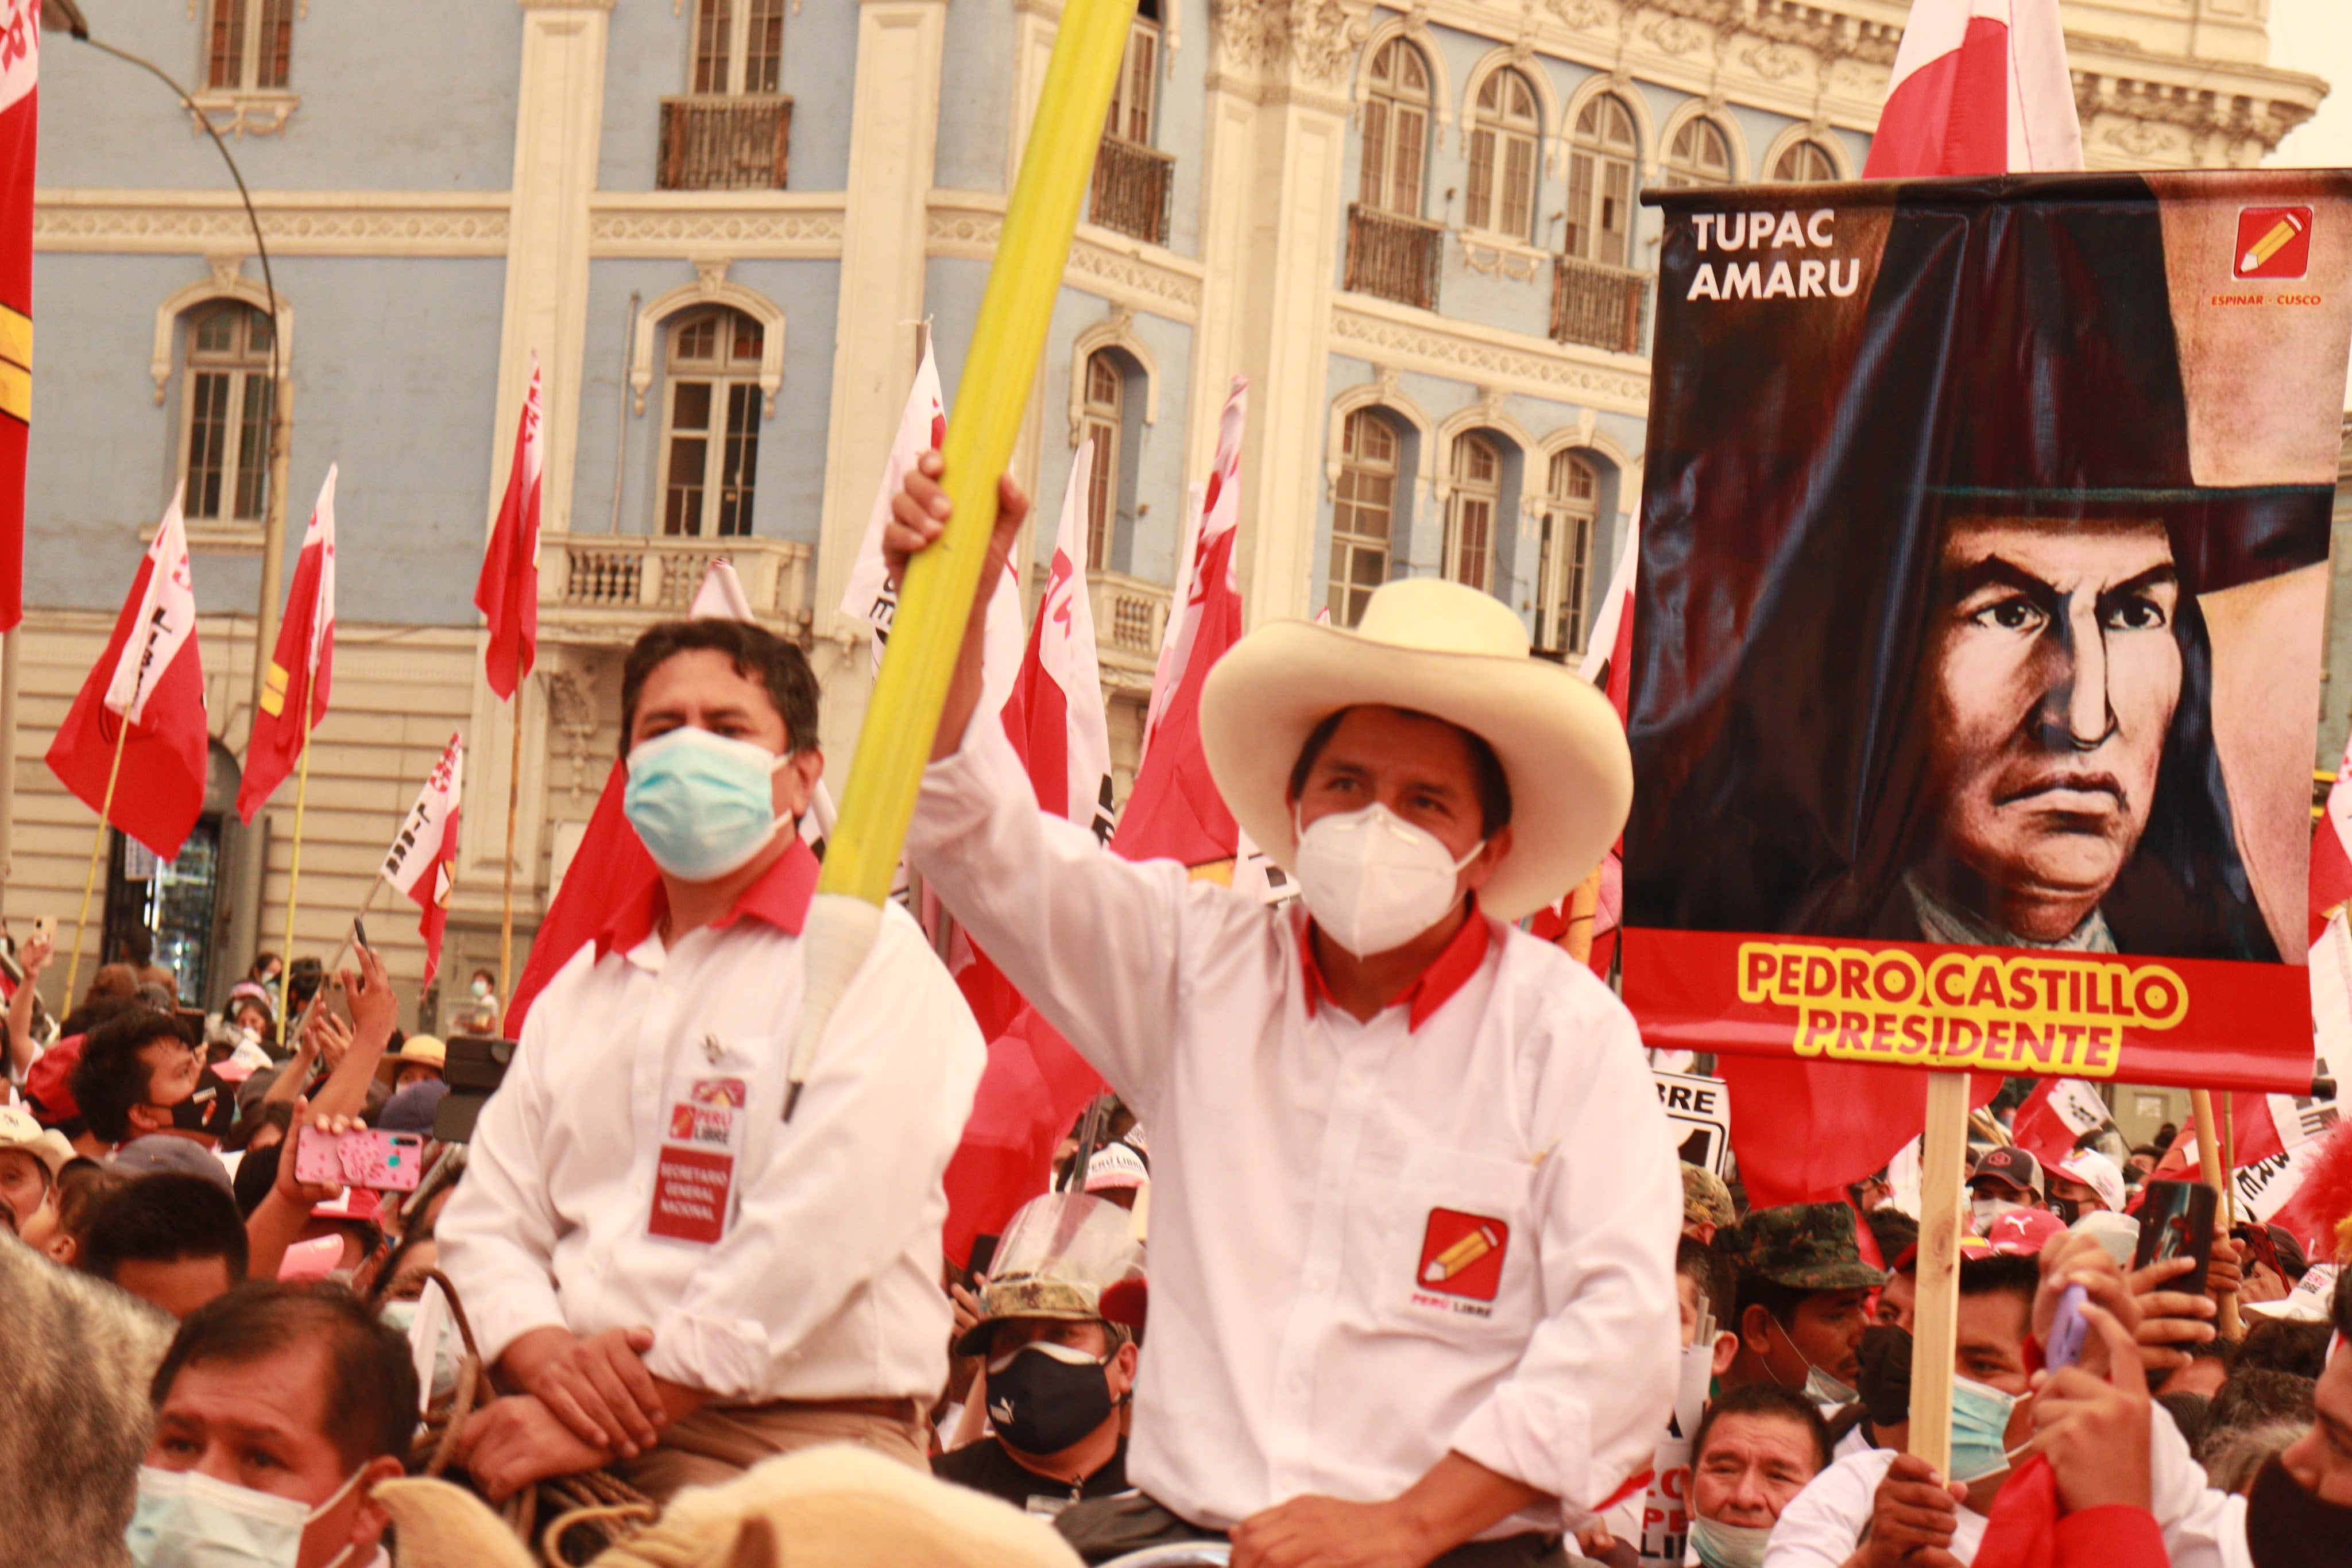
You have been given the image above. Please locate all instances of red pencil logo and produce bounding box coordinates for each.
[2234,207,2313,281]
[1416,1208,1510,1302]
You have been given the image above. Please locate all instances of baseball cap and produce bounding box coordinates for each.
[1083,1140,1149,1194]
[1681,1162,1736,1231]
[1984,1207,2067,1256]
[2054,1150,2125,1213]
[1725,1202,1887,1291]
[0,1104,74,1180]
[1969,1146,2043,1198]
[109,1133,234,1197]
[379,1079,450,1136]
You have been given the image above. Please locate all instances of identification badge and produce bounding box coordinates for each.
[647,1074,748,1245]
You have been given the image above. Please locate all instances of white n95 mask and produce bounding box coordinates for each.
[1293,803,1483,958]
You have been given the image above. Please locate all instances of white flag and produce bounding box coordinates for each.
[1038,439,1114,837]
[106,486,199,725]
[383,733,464,901]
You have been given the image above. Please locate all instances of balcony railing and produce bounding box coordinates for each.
[1551,255,1651,355]
[1090,572,1170,664]
[1345,205,1444,311]
[542,535,812,640]
[1089,136,1174,246]
[657,95,792,191]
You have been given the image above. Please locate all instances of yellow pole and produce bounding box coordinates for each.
[63,717,134,1007]
[1907,1070,1971,1477]
[280,721,314,981]
[783,0,1136,1116]
[500,649,525,1004]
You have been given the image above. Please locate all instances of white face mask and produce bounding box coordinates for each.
[1971,1194,2027,1232]
[1689,1515,1775,1568]
[127,1463,366,1568]
[1291,803,1484,958]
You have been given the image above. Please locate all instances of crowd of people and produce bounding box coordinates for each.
[0,452,2344,1568]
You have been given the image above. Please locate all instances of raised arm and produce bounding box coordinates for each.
[6,930,52,1078]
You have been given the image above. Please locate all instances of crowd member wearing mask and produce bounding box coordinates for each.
[890,464,1678,1568]
[67,1009,217,1156]
[2045,1151,2123,1222]
[2233,1268,2352,1566]
[136,1282,415,1568]
[1686,1384,1831,1568]
[440,618,987,1505]
[1966,1147,2044,1233]
[1761,1237,2231,1567]
[934,1191,1143,1514]
[1719,1205,1884,1412]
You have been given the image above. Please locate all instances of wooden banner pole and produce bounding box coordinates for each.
[63,718,134,1007]
[498,652,525,1004]
[2190,1087,2242,1338]
[280,722,314,979]
[1906,1069,1971,1477]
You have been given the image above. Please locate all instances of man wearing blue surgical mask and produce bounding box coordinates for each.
[439,618,987,1504]
[891,458,1680,1567]
[135,1283,416,1568]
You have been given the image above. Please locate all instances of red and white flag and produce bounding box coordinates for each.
[1001,439,1114,837]
[381,733,463,987]
[475,353,543,699]
[2312,730,2352,944]
[1864,0,2082,179]
[0,1,36,631]
[45,490,209,860]
[1115,380,1247,868]
[2009,1078,2113,1167]
[839,339,1024,706]
[237,465,336,821]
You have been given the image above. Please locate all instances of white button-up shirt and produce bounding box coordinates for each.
[908,717,1681,1536]
[438,841,986,1403]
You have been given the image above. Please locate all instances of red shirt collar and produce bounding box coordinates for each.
[595,837,821,958]
[1296,899,1494,1031]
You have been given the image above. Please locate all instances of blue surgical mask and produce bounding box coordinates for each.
[127,1463,364,1568]
[1949,1375,2022,1483]
[623,727,792,882]
[1689,1515,1775,1568]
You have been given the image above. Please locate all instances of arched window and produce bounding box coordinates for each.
[208,0,295,92]
[692,0,786,94]
[1360,40,1431,217]
[1445,433,1501,594]
[1664,117,1732,188]
[1329,410,1399,629]
[1567,94,1639,267]
[181,301,275,525]
[1081,352,1125,572]
[1537,451,1598,656]
[1466,68,1542,241]
[1772,140,1839,183]
[660,306,765,537]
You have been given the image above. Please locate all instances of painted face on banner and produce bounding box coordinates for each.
[1921,517,2181,943]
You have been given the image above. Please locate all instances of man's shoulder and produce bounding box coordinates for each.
[1493,922,1637,1031]
[929,1437,1026,1500]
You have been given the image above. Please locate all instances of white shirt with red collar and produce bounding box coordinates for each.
[908,714,1681,1537]
[438,839,986,1403]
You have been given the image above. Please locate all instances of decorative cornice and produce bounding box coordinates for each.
[1330,296,1649,415]
[928,194,1205,319]
[35,191,510,255]
[587,193,846,257]
[2072,71,2315,154]
[1209,0,1365,88]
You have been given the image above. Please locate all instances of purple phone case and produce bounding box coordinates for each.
[2045,1283,2089,1370]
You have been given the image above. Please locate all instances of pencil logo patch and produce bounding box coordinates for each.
[2234,206,2312,280]
[1415,1208,1509,1304]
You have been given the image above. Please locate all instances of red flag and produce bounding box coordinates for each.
[1862,0,2082,180]
[475,354,542,699]
[506,760,652,1035]
[237,466,336,820]
[2009,1078,2113,1167]
[382,733,463,986]
[1114,381,1247,868]
[1724,1058,2003,1210]
[45,493,208,860]
[942,1005,1106,1270]
[0,4,35,632]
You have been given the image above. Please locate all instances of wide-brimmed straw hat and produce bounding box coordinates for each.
[1198,578,1632,922]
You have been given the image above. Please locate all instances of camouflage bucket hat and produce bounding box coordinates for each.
[1682,1163,1735,1230]
[956,1190,1146,1357]
[1730,1202,1887,1291]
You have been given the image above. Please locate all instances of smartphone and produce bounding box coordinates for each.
[2132,1179,2218,1292]
[32,915,52,945]
[2045,1283,2089,1370]
[294,1127,427,1192]
[353,917,370,952]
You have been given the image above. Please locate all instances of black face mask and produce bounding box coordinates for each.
[2048,1196,2080,1225]
[2246,1455,2352,1568]
[986,1342,1116,1457]
[171,1067,234,1139]
[1855,1324,1913,1429]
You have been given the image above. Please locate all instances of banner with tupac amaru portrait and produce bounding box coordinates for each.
[1621,172,2352,1095]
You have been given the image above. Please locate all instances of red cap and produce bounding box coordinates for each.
[1986,1207,2067,1256]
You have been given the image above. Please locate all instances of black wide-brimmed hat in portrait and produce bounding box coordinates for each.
[1626,173,2338,962]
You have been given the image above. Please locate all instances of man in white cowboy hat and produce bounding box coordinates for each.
[889,457,1679,1568]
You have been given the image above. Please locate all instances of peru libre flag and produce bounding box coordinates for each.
[237,466,336,821]
[382,733,463,986]
[1863,0,2082,179]
[1002,439,1115,837]
[45,492,208,860]
[475,353,542,699]
[0,2,32,631]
